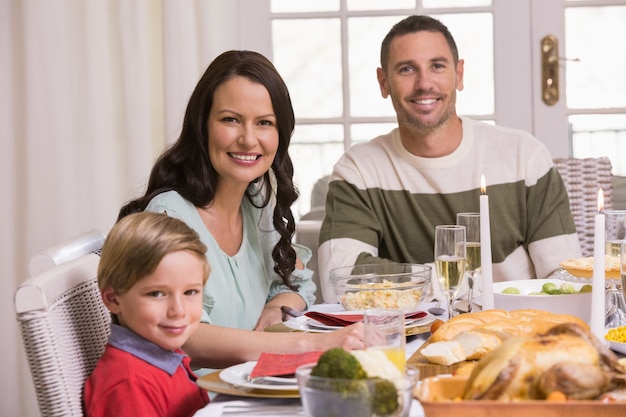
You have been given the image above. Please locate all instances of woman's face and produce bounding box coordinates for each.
[207,76,279,188]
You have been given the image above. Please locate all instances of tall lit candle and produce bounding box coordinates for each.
[590,188,605,340]
[480,175,494,310]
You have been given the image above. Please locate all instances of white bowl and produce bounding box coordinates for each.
[604,327,626,354]
[493,278,592,323]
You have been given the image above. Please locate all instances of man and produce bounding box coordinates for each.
[318,15,581,303]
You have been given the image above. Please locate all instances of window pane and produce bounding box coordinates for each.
[565,6,626,109]
[349,13,493,118]
[271,0,339,13]
[423,0,491,7]
[290,124,344,217]
[351,123,397,144]
[272,19,342,118]
[349,16,405,118]
[570,114,626,176]
[437,13,494,116]
[347,0,415,11]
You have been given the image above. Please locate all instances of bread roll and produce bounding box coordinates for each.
[453,330,502,360]
[421,309,589,365]
[420,341,466,366]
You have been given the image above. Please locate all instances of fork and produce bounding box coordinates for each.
[222,404,303,415]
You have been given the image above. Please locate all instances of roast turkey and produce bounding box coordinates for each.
[462,322,626,400]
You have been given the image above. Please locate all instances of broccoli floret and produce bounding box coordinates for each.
[371,378,400,415]
[308,348,400,416]
[311,348,367,379]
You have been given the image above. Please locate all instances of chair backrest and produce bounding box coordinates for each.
[553,157,614,257]
[28,229,105,277]
[295,220,323,303]
[15,253,110,417]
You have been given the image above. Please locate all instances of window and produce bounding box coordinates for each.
[565,4,626,175]
[269,1,494,217]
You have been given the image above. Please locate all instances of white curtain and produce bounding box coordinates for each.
[0,0,240,415]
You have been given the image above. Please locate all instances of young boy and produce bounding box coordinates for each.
[84,212,211,417]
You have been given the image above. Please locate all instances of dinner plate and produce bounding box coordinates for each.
[283,311,436,333]
[219,361,299,391]
[197,370,300,398]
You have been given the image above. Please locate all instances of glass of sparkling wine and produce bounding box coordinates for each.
[456,213,481,313]
[605,210,626,327]
[622,241,626,299]
[363,308,406,372]
[605,210,626,257]
[435,225,467,319]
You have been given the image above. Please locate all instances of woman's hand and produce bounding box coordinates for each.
[254,292,306,331]
[253,305,283,331]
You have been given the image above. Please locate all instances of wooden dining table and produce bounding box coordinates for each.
[192,302,439,417]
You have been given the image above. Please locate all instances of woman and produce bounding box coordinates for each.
[118,50,364,369]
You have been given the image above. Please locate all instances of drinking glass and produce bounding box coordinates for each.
[605,210,626,256]
[434,225,466,319]
[363,308,406,372]
[605,210,626,327]
[456,213,481,313]
[622,241,626,300]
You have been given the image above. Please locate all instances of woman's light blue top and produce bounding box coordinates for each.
[146,190,316,330]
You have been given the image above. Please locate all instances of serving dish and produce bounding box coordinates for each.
[605,327,626,355]
[330,263,431,311]
[297,362,417,417]
[416,375,626,417]
[493,278,591,322]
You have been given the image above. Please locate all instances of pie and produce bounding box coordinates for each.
[559,255,621,279]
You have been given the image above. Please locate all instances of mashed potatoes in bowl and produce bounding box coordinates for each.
[330,263,431,311]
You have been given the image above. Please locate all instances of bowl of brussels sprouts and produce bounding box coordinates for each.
[493,278,592,323]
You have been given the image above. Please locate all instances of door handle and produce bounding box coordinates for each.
[541,35,559,106]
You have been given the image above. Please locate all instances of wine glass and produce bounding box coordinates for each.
[434,225,467,319]
[621,241,626,300]
[456,213,481,313]
[605,210,626,327]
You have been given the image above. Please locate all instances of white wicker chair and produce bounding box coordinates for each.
[553,157,614,257]
[28,229,105,277]
[14,253,110,417]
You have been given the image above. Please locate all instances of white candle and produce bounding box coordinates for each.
[590,189,605,340]
[480,175,494,310]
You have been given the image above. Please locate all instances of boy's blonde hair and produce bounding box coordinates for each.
[98,212,210,294]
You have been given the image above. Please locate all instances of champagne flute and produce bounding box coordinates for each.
[605,210,626,257]
[456,213,481,313]
[605,210,626,327]
[621,241,626,300]
[435,225,467,319]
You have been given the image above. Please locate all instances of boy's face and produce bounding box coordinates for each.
[103,250,205,351]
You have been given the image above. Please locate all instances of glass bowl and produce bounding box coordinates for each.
[330,263,431,311]
[296,363,418,417]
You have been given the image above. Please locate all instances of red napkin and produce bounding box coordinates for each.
[249,351,324,378]
[304,310,427,327]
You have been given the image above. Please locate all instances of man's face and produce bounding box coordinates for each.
[377,31,464,133]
